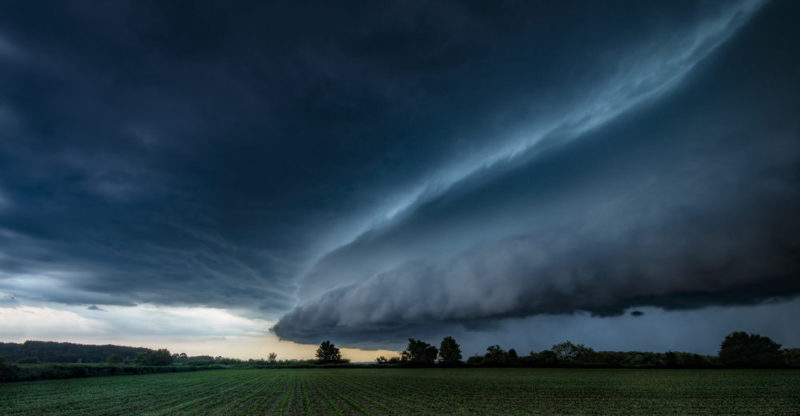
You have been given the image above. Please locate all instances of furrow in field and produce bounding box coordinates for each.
[300,377,313,416]
[314,374,378,416]
[240,372,289,415]
[177,371,279,416]
[312,373,389,414]
[280,373,309,416]
[295,374,339,416]
[375,371,461,414]
[81,373,231,415]
[250,373,294,415]
[277,374,296,415]
[204,372,281,415]
[331,373,422,415]
[2,373,189,412]
[5,371,236,416]
[4,368,800,415]
[149,371,268,416]
[307,377,345,416]
[331,371,434,415]
[144,371,265,416]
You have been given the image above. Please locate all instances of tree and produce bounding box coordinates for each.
[719,332,782,367]
[484,345,507,364]
[375,355,400,365]
[268,352,277,363]
[401,339,438,365]
[136,349,173,366]
[106,354,123,364]
[438,336,462,365]
[507,348,518,362]
[0,341,149,363]
[551,341,594,362]
[465,355,484,365]
[534,350,558,366]
[0,355,18,382]
[663,351,678,367]
[783,348,800,367]
[172,352,188,363]
[479,345,520,365]
[316,341,342,363]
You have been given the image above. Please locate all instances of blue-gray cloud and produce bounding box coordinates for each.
[274,0,800,345]
[0,0,797,351]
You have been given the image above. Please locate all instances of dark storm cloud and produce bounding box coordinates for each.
[275,191,799,344]
[0,0,565,311]
[274,0,800,345]
[0,0,797,349]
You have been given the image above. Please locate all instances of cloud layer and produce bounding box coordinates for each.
[275,0,800,345]
[1,0,798,351]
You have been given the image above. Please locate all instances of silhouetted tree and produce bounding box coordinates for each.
[484,345,507,364]
[375,355,401,365]
[171,352,189,363]
[316,341,341,363]
[537,350,559,365]
[268,352,278,363]
[663,351,678,367]
[783,348,800,367]
[438,336,462,365]
[401,339,438,365]
[507,348,518,362]
[718,332,782,367]
[465,355,483,365]
[551,341,594,361]
[136,349,172,366]
[479,345,520,365]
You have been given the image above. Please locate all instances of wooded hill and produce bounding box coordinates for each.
[0,341,149,363]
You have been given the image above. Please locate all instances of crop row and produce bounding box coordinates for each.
[1,368,798,415]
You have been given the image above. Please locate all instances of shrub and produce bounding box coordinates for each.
[136,349,173,366]
[719,332,782,367]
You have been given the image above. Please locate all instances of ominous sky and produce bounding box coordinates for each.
[1,0,798,359]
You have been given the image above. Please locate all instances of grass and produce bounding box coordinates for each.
[1,368,798,415]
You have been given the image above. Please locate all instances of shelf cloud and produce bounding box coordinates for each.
[0,0,797,353]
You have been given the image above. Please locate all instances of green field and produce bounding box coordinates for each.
[1,368,798,415]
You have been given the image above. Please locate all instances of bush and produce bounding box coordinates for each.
[136,349,173,366]
[0,363,225,382]
[719,332,782,367]
[376,356,401,365]
[551,341,595,362]
[782,348,800,367]
[106,354,123,364]
[0,355,19,381]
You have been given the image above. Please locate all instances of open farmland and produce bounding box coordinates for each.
[1,368,799,415]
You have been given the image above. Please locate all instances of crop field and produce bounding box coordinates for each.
[1,368,799,415]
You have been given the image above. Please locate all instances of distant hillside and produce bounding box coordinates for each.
[0,341,150,363]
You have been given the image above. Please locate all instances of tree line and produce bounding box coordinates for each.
[369,332,800,368]
[3,331,798,382]
[0,341,149,364]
